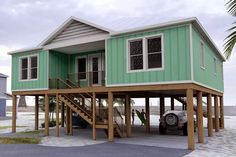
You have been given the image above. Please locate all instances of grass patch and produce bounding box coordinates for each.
[19,130,44,134]
[0,137,41,144]
[0,126,27,130]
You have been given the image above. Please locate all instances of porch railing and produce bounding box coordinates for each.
[67,71,105,87]
[49,78,73,89]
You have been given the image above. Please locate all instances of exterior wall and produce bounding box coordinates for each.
[11,50,49,91]
[0,77,6,117]
[106,25,191,86]
[192,26,224,92]
[49,51,68,81]
[68,50,105,87]
[0,99,6,117]
[0,77,6,94]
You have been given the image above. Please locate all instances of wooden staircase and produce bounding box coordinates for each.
[59,94,93,124]
[58,93,124,138]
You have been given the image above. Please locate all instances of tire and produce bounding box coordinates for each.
[159,123,167,135]
[164,113,179,127]
[183,123,188,136]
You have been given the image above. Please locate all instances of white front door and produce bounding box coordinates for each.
[89,54,102,85]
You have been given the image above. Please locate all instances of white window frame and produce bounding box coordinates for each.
[214,57,217,75]
[127,33,164,73]
[19,54,39,81]
[75,56,88,81]
[145,34,164,70]
[200,40,205,69]
[127,37,144,72]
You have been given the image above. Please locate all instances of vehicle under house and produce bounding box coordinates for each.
[9,16,225,150]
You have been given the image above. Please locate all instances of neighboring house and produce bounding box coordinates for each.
[9,17,225,150]
[0,73,11,117]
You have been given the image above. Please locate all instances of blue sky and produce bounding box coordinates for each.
[0,0,235,105]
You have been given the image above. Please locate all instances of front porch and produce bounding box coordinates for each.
[48,39,106,88]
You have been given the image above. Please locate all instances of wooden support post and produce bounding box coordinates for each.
[220,96,224,129]
[69,108,73,135]
[61,102,64,127]
[12,94,17,133]
[35,96,39,130]
[145,97,150,133]
[98,98,102,117]
[66,105,70,135]
[171,97,174,110]
[92,92,96,140]
[214,96,219,132]
[160,96,165,117]
[125,95,131,137]
[197,91,204,143]
[44,94,49,136]
[186,89,195,150]
[108,92,114,142]
[207,94,213,137]
[56,94,60,137]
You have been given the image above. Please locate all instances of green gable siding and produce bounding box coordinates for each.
[106,25,191,86]
[49,51,68,81]
[192,27,224,92]
[11,50,48,91]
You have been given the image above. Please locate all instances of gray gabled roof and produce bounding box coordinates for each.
[8,16,225,61]
[0,73,8,78]
[0,93,12,100]
[39,16,114,47]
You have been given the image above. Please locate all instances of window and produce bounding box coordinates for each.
[147,37,162,68]
[129,39,143,70]
[20,58,28,80]
[214,58,217,74]
[128,34,163,71]
[30,56,38,79]
[221,63,224,80]
[20,55,38,80]
[77,58,87,79]
[200,41,205,68]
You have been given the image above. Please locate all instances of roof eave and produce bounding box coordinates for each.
[8,47,43,55]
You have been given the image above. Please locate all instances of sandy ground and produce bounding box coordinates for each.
[0,112,236,157]
[184,116,236,157]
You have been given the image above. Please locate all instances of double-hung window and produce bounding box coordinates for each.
[128,34,163,71]
[30,56,38,79]
[147,37,162,69]
[20,55,38,80]
[214,58,217,74]
[20,57,28,80]
[129,39,143,70]
[200,41,205,68]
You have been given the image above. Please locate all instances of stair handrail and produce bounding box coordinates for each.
[61,94,93,119]
[113,107,125,137]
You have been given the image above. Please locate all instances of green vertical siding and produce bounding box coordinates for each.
[11,50,48,91]
[106,25,191,85]
[49,51,68,81]
[192,27,224,92]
